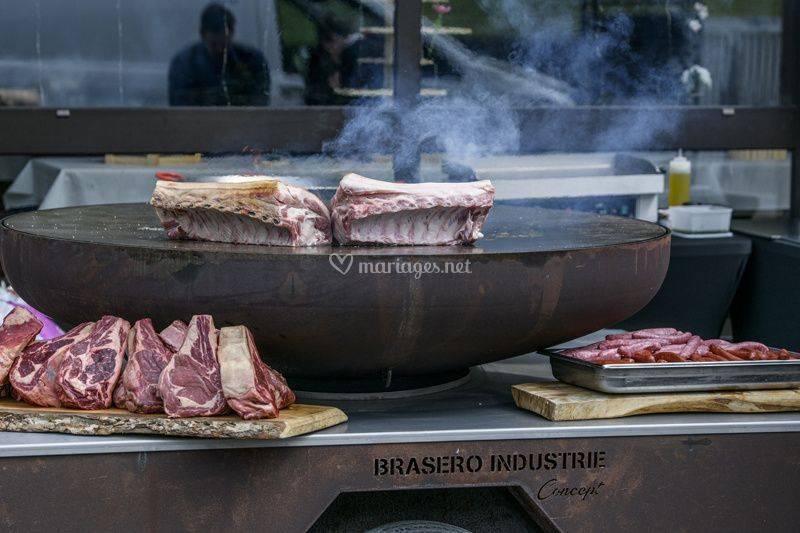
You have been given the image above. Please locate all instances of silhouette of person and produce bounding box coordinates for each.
[304,15,354,105]
[169,3,270,106]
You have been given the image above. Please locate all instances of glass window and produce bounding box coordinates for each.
[276,0,393,105]
[0,0,393,107]
[420,0,784,106]
[668,149,791,214]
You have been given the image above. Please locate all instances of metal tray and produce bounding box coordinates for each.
[542,348,800,394]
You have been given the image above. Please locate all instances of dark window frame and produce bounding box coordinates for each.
[0,1,798,215]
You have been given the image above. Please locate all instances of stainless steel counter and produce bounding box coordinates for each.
[733,215,800,243]
[2,330,799,458]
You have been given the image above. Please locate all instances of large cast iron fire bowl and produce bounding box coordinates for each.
[1,203,669,391]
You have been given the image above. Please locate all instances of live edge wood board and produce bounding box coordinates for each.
[513,382,800,421]
[0,399,347,439]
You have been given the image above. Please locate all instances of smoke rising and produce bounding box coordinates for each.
[327,0,700,173]
[327,94,521,162]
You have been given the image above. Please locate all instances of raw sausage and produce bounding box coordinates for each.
[655,352,685,363]
[558,329,795,366]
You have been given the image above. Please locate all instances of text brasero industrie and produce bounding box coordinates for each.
[329,254,472,278]
[374,451,606,477]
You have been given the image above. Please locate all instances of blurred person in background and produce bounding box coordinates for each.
[304,14,355,106]
[169,3,270,106]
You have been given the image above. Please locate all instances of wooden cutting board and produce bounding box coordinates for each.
[512,382,800,421]
[0,399,347,439]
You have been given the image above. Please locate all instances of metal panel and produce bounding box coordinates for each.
[0,106,796,155]
[0,107,348,155]
[515,106,800,152]
[0,434,798,532]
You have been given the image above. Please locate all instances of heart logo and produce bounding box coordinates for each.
[329,253,354,275]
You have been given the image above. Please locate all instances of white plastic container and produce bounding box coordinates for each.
[669,205,733,233]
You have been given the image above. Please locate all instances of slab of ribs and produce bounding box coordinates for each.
[150,178,333,246]
[150,173,495,246]
[330,173,496,245]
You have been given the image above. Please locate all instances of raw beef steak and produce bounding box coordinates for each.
[113,380,126,408]
[115,319,174,413]
[10,322,93,407]
[0,307,43,385]
[158,315,226,417]
[55,316,131,410]
[218,325,295,419]
[150,178,332,246]
[159,320,189,352]
[330,173,495,245]
[270,367,295,410]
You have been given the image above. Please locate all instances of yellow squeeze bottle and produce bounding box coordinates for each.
[668,150,691,206]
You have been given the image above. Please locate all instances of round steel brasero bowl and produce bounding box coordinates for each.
[1,204,669,390]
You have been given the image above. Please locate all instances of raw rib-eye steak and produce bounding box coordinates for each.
[10,322,93,407]
[55,316,130,410]
[158,314,226,417]
[218,325,295,420]
[159,320,189,352]
[330,173,495,245]
[150,178,332,246]
[115,318,174,414]
[0,307,43,385]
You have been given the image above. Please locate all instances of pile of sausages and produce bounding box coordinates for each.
[562,328,797,365]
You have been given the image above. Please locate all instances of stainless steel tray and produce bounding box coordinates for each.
[542,349,800,394]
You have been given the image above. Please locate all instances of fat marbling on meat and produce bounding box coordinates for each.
[10,322,93,407]
[150,178,332,246]
[55,316,130,410]
[330,173,495,245]
[0,307,43,386]
[158,314,226,417]
[114,318,175,414]
[218,325,295,420]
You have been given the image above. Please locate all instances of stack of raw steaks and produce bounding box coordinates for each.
[3,307,294,420]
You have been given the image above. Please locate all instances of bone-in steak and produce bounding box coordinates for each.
[0,307,43,385]
[218,325,295,419]
[330,173,495,245]
[112,378,126,408]
[115,318,174,413]
[55,316,130,410]
[159,320,189,352]
[158,314,226,417]
[150,178,332,246]
[10,322,93,407]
